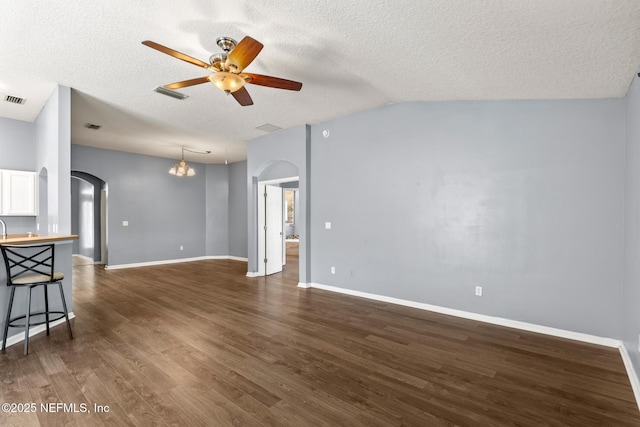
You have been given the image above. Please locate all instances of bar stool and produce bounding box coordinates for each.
[1,244,73,355]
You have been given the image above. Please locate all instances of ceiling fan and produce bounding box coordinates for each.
[142,36,302,106]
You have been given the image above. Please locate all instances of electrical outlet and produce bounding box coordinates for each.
[122,220,129,226]
[331,266,335,274]
[325,222,332,229]
[475,286,483,296]
[180,245,184,251]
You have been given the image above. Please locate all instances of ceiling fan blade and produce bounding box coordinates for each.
[225,36,263,72]
[243,73,302,91]
[231,87,253,106]
[164,77,210,89]
[142,40,210,69]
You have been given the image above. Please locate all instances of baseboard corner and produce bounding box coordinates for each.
[619,344,640,412]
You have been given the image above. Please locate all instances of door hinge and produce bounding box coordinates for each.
[264,258,267,263]
[264,225,267,231]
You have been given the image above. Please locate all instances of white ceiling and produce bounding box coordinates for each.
[1,1,639,164]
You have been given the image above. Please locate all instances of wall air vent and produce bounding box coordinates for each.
[5,95,26,105]
[84,123,102,130]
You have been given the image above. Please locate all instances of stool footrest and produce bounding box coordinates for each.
[7,311,68,328]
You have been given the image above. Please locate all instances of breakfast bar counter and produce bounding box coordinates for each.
[0,234,78,245]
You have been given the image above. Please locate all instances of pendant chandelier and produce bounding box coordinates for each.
[169,147,211,177]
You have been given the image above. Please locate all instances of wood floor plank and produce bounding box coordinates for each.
[1,256,638,426]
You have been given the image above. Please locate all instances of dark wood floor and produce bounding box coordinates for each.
[1,255,639,426]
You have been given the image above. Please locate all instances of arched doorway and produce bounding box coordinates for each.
[70,171,107,264]
[254,160,302,277]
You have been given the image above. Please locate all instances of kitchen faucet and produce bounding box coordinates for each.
[0,219,6,239]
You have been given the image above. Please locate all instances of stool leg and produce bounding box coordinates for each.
[24,287,32,356]
[2,286,16,352]
[58,283,73,340]
[44,284,50,336]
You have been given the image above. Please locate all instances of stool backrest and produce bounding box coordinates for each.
[1,244,56,285]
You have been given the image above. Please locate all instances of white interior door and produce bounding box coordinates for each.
[265,185,284,275]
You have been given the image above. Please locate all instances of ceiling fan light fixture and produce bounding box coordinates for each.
[208,72,246,93]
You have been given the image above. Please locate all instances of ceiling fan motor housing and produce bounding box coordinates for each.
[216,36,237,52]
[209,52,228,71]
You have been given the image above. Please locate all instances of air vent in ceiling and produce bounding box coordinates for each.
[84,123,102,130]
[255,123,282,133]
[5,95,26,105]
[153,86,188,100]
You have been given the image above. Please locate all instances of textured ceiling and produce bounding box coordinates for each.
[0,1,639,164]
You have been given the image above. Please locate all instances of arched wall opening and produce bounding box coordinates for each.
[255,161,299,276]
[71,170,107,264]
[246,124,311,285]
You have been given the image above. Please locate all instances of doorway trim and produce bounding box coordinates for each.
[257,176,298,276]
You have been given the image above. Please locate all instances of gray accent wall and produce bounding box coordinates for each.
[624,69,640,378]
[0,117,34,170]
[36,86,72,235]
[71,145,248,266]
[0,117,36,233]
[303,100,626,339]
[71,145,207,266]
[229,161,248,258]
[206,164,229,256]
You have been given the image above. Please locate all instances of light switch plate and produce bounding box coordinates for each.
[325,222,332,229]
[122,220,129,226]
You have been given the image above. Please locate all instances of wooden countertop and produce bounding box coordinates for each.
[0,234,78,245]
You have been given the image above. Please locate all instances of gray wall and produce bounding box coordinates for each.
[229,161,248,258]
[71,145,207,266]
[308,100,625,339]
[205,164,229,256]
[36,86,72,235]
[624,70,640,378]
[0,117,34,170]
[0,117,36,233]
[71,145,247,265]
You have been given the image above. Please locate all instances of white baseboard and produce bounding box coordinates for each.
[246,272,261,278]
[105,255,248,270]
[620,344,640,411]
[3,312,76,349]
[307,283,621,348]
[311,281,640,411]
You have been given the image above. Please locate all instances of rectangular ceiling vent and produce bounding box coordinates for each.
[5,95,26,105]
[255,123,282,133]
[84,123,102,130]
[153,86,189,100]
